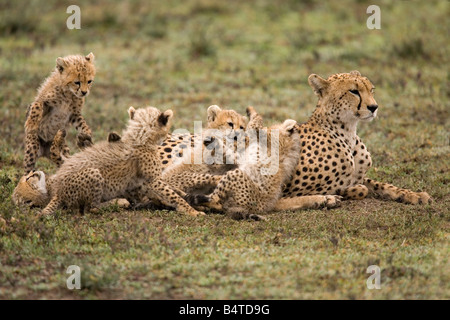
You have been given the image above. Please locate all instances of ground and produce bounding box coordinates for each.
[0,0,449,299]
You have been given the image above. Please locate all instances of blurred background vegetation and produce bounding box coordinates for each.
[0,0,448,299]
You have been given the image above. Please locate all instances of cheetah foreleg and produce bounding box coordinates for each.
[274,195,342,211]
[341,184,369,200]
[144,180,206,217]
[23,101,44,173]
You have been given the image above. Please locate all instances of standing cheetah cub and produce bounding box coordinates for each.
[14,106,204,217]
[23,53,96,173]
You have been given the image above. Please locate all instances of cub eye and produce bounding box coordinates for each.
[75,81,81,86]
[88,80,93,84]
[228,122,234,128]
[349,89,359,95]
[240,126,244,130]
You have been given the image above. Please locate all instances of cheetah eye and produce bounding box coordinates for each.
[74,81,81,86]
[228,122,234,128]
[88,80,93,84]
[240,126,244,130]
[349,89,359,95]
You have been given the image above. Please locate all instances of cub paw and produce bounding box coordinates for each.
[55,129,67,139]
[185,194,211,206]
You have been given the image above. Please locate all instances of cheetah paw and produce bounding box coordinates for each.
[322,195,342,209]
[402,191,432,205]
[249,214,267,221]
[187,210,206,217]
[115,198,131,208]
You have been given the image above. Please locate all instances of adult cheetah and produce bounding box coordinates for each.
[281,70,431,204]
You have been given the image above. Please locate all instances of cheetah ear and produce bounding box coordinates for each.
[283,119,298,133]
[308,74,329,97]
[85,52,95,63]
[350,70,361,76]
[158,109,173,127]
[128,106,136,120]
[207,105,221,122]
[56,57,67,73]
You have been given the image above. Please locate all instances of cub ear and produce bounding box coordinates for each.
[128,106,136,120]
[56,57,67,73]
[85,52,95,62]
[158,109,174,127]
[350,70,361,76]
[207,105,221,122]
[283,119,298,133]
[308,74,329,97]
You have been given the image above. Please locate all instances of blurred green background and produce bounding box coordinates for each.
[0,0,448,299]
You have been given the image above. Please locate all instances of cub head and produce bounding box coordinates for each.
[125,106,174,145]
[56,52,96,99]
[12,171,48,207]
[206,105,248,137]
[308,70,378,123]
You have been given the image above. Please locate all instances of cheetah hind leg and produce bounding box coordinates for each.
[50,129,68,167]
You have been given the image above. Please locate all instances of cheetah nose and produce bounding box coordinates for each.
[81,91,87,96]
[367,105,378,113]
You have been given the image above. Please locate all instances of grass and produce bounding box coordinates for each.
[0,0,449,299]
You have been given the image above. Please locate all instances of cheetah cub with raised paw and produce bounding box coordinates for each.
[14,107,204,217]
[23,53,96,173]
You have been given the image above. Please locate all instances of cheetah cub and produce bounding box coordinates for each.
[161,105,253,195]
[199,119,305,220]
[23,53,96,173]
[14,107,204,217]
[12,130,130,210]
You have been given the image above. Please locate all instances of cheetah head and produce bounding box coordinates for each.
[125,106,174,145]
[12,170,48,208]
[56,53,96,99]
[206,105,248,140]
[308,70,378,123]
